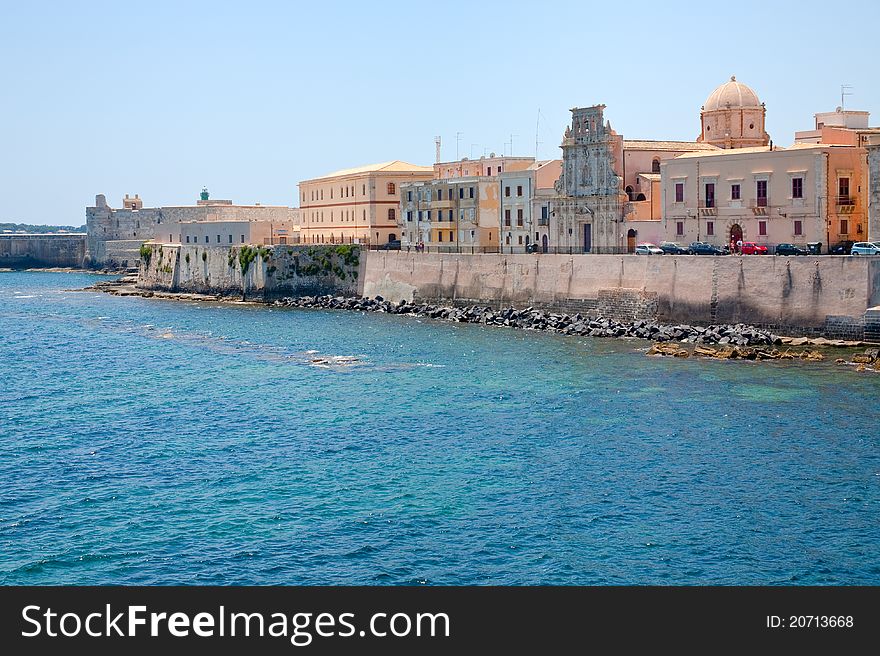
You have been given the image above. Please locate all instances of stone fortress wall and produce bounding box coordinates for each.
[0,234,87,268]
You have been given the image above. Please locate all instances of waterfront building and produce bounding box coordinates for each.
[867,134,880,241]
[86,192,299,268]
[660,142,869,250]
[529,160,562,253]
[297,161,433,247]
[398,156,535,252]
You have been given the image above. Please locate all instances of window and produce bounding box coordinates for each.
[448,210,453,221]
[205,235,209,243]
[518,235,523,245]
[427,210,432,220]
[652,159,661,174]
[705,183,715,208]
[504,209,511,226]
[706,221,714,236]
[330,188,334,199]
[517,209,523,226]
[840,219,849,235]
[241,235,245,243]
[731,183,741,200]
[459,187,464,199]
[676,221,684,236]
[756,180,768,206]
[517,185,523,197]
[362,185,366,195]
[387,182,396,195]
[407,211,413,222]
[839,177,852,204]
[438,231,443,242]
[541,206,548,220]
[505,186,511,197]
[186,236,190,243]
[792,177,803,199]
[388,208,395,221]
[228,235,233,243]
[407,191,412,202]
[469,186,474,199]
[418,211,423,221]
[675,183,684,203]
[759,221,767,236]
[449,231,453,242]
[487,167,492,176]
[794,220,803,236]
[437,189,442,201]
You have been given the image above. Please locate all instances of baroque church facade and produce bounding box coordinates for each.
[552,105,628,253]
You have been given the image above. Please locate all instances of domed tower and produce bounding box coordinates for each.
[698,76,769,149]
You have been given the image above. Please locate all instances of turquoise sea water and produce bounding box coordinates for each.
[1,271,878,585]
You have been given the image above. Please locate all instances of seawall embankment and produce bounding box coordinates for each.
[362,252,880,339]
[137,243,362,299]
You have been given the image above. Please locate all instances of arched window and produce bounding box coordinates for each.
[387,182,396,195]
[652,158,661,174]
[388,208,396,221]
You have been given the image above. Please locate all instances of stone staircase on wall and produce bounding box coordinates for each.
[864,307,880,343]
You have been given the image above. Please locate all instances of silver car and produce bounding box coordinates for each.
[850,242,880,255]
[635,243,664,255]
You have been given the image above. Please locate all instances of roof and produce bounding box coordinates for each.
[672,144,829,159]
[624,140,719,152]
[527,159,562,171]
[638,173,661,180]
[304,160,433,181]
[704,76,762,111]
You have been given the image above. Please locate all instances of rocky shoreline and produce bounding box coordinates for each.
[86,281,878,370]
[272,294,867,347]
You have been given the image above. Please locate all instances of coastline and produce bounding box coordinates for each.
[82,274,880,370]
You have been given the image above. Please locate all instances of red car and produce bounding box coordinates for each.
[740,241,768,255]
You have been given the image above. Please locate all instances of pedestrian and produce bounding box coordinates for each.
[736,238,743,255]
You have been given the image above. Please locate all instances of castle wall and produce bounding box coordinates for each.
[0,234,87,268]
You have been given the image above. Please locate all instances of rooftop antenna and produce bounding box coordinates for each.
[455,132,463,160]
[506,133,519,157]
[841,84,853,110]
[434,136,442,163]
[535,108,542,160]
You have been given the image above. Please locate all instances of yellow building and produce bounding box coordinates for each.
[298,161,433,246]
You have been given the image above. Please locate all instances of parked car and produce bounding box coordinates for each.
[378,240,401,251]
[775,243,809,256]
[830,240,855,255]
[740,241,768,255]
[689,242,725,255]
[806,242,822,255]
[850,242,880,255]
[659,241,691,255]
[634,243,664,255]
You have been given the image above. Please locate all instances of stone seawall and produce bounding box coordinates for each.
[137,243,362,299]
[362,252,880,339]
[0,234,87,268]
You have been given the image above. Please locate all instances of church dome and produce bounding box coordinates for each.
[703,76,762,111]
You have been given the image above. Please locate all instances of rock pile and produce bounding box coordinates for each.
[649,343,826,361]
[272,294,787,347]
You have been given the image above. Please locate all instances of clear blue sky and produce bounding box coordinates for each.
[2,0,877,225]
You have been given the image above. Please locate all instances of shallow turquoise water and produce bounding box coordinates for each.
[1,271,878,585]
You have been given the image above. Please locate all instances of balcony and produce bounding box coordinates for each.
[836,195,856,213]
[749,198,769,216]
[698,201,716,216]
